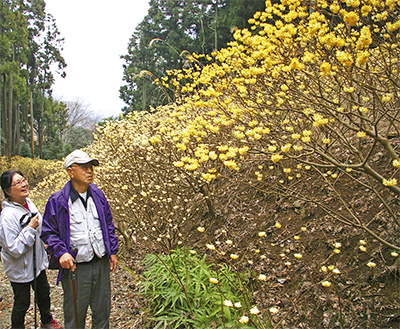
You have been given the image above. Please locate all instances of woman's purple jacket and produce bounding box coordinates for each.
[41,181,119,284]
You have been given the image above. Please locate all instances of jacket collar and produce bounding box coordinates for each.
[60,181,96,209]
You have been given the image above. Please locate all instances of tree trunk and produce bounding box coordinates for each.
[30,90,34,159]
[15,102,20,156]
[142,79,146,112]
[7,72,13,157]
[38,88,45,158]
[2,75,6,156]
[214,1,218,51]
[0,74,2,157]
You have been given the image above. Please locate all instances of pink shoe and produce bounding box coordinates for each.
[40,319,63,329]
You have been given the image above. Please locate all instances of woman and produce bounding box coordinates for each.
[0,170,62,329]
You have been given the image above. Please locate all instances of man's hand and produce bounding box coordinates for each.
[110,254,118,273]
[60,252,76,271]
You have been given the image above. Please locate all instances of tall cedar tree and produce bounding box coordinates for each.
[0,0,67,158]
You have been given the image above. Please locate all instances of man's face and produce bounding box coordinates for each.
[67,163,94,186]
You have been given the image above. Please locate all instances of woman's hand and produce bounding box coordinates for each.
[28,214,40,229]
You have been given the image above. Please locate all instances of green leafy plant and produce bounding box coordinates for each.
[141,248,263,328]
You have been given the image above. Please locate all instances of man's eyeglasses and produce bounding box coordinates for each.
[11,177,28,187]
[70,163,94,171]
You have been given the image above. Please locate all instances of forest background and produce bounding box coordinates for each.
[1,0,400,328]
[0,0,265,160]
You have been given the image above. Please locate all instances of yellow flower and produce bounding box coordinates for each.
[359,240,367,245]
[202,173,216,182]
[230,253,239,260]
[383,178,398,186]
[224,160,239,170]
[149,136,161,144]
[359,245,367,252]
[238,146,249,155]
[197,227,205,233]
[173,161,184,167]
[333,248,341,254]
[271,153,283,163]
[258,231,266,237]
[275,222,282,228]
[224,300,233,307]
[209,277,219,284]
[301,227,307,232]
[320,62,331,76]
[294,253,303,259]
[361,5,372,16]
[356,51,370,65]
[357,131,366,138]
[343,11,359,26]
[250,306,260,314]
[281,84,289,91]
[393,159,400,168]
[268,145,277,152]
[239,316,249,324]
[336,50,353,66]
[330,4,340,13]
[226,239,233,245]
[321,281,331,287]
[391,252,399,257]
[382,93,393,102]
[207,244,216,250]
[269,306,279,314]
[367,262,376,268]
[321,266,328,272]
[176,143,187,151]
[234,302,242,308]
[332,268,341,274]
[258,274,267,281]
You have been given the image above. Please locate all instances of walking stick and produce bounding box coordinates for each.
[33,234,37,329]
[71,265,79,328]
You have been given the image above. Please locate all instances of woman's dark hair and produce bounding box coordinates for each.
[1,170,23,200]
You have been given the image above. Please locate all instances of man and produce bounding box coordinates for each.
[41,150,119,329]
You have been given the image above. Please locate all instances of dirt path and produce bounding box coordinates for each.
[0,260,143,328]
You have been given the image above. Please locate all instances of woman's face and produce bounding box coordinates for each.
[8,174,29,202]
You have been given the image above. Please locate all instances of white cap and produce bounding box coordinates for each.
[64,150,99,169]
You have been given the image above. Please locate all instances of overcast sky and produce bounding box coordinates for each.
[45,0,150,119]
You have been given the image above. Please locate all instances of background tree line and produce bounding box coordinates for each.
[0,0,97,160]
[1,0,269,159]
[120,0,266,113]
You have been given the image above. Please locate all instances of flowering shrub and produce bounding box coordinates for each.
[0,156,61,202]
[32,0,400,326]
